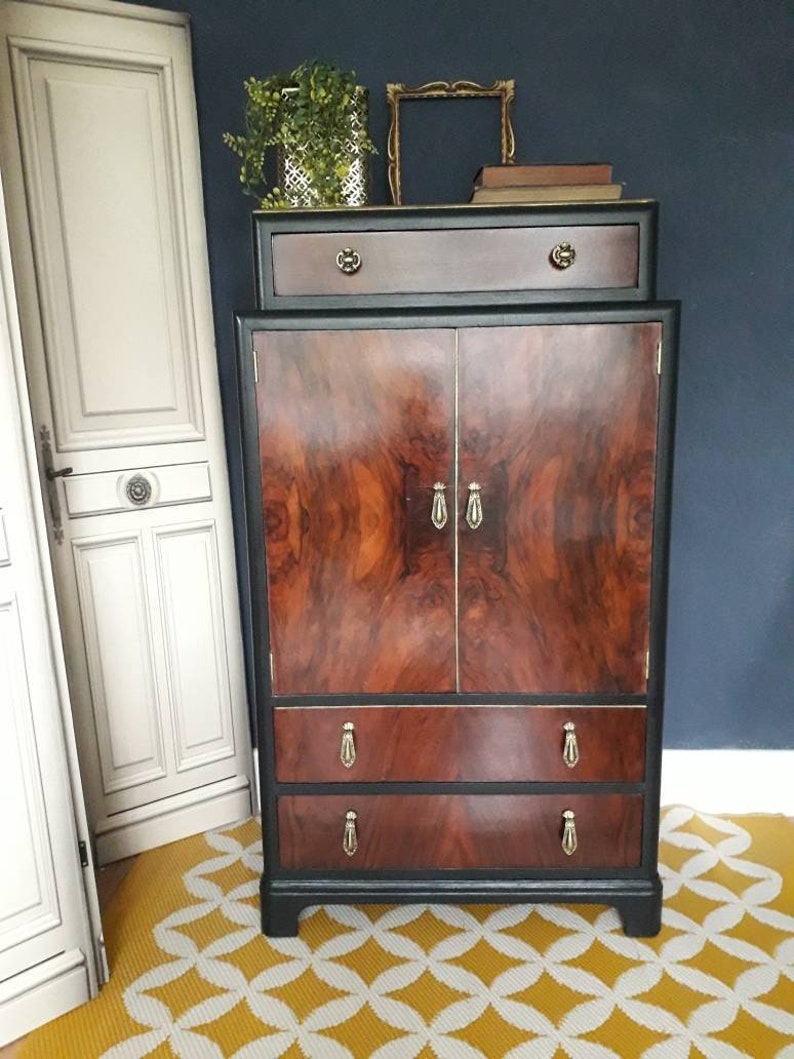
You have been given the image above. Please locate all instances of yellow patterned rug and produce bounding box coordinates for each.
[21,809,794,1058]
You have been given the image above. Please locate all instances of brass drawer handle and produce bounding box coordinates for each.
[561,809,578,856]
[336,247,362,274]
[340,722,356,769]
[550,241,576,270]
[562,722,580,769]
[343,810,358,857]
[465,482,483,530]
[431,482,448,530]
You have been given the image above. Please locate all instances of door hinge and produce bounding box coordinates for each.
[97,933,110,985]
[253,348,259,384]
[644,650,650,681]
[655,340,662,375]
[78,839,90,868]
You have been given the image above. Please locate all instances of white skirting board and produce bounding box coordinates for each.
[94,775,251,865]
[661,750,794,815]
[0,951,89,1047]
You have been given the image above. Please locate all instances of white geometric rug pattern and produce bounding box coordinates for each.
[101,808,794,1059]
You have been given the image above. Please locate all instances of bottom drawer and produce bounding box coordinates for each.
[277,794,643,871]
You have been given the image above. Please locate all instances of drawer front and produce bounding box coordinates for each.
[270,225,639,299]
[273,705,646,783]
[63,463,211,518]
[277,793,643,870]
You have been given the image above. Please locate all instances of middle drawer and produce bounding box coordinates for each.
[273,705,645,784]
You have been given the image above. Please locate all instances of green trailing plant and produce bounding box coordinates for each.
[223,60,376,208]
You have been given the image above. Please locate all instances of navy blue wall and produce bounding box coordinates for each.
[136,0,792,748]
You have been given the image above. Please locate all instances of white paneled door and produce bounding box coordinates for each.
[0,166,100,1044]
[0,0,252,863]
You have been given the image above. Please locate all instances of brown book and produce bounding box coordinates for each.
[473,162,613,189]
[470,183,623,204]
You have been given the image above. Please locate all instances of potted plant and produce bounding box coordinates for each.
[223,60,377,209]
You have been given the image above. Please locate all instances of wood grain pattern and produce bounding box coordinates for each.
[458,323,660,694]
[255,328,455,694]
[274,705,646,783]
[277,793,643,870]
[271,226,639,298]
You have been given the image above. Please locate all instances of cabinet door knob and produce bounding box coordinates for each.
[431,482,448,530]
[336,247,362,274]
[550,242,576,270]
[561,809,578,856]
[562,722,580,768]
[340,722,356,768]
[465,482,483,530]
[343,810,359,857]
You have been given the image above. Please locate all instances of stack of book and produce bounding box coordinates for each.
[469,162,623,204]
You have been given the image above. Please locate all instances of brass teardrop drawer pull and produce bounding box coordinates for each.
[336,247,362,274]
[431,482,448,530]
[465,482,483,530]
[550,241,576,270]
[561,809,578,856]
[562,721,580,769]
[343,810,358,857]
[340,722,356,769]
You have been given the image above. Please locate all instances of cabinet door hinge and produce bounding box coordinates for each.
[78,839,89,868]
[655,340,662,375]
[253,348,259,384]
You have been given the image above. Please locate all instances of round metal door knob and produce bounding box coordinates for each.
[336,247,362,274]
[550,242,576,270]
[125,473,153,506]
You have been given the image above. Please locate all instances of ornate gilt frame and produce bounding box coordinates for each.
[385,79,516,205]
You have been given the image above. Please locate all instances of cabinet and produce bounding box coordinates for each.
[237,203,678,937]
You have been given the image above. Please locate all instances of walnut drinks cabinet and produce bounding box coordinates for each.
[235,203,679,937]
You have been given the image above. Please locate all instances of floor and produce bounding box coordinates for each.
[0,857,136,1057]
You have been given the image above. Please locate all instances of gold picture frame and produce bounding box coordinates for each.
[385,79,516,205]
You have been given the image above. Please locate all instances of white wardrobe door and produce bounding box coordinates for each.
[0,0,251,860]
[0,165,98,1044]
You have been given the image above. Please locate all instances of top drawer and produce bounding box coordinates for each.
[254,202,657,310]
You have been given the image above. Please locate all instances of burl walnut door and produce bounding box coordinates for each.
[458,323,661,694]
[254,328,455,694]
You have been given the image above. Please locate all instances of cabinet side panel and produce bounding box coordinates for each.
[254,327,455,694]
[458,322,660,694]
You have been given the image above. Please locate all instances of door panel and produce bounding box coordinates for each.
[153,522,235,771]
[458,323,660,694]
[12,46,204,449]
[255,328,455,694]
[72,533,168,795]
[0,594,61,974]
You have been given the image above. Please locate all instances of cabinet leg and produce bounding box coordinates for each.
[260,885,305,937]
[261,898,302,938]
[615,894,662,937]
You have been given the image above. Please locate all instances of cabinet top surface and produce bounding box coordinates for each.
[253,200,655,216]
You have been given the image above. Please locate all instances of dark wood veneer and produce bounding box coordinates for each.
[277,793,643,870]
[255,327,455,694]
[458,322,660,694]
[273,705,646,783]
